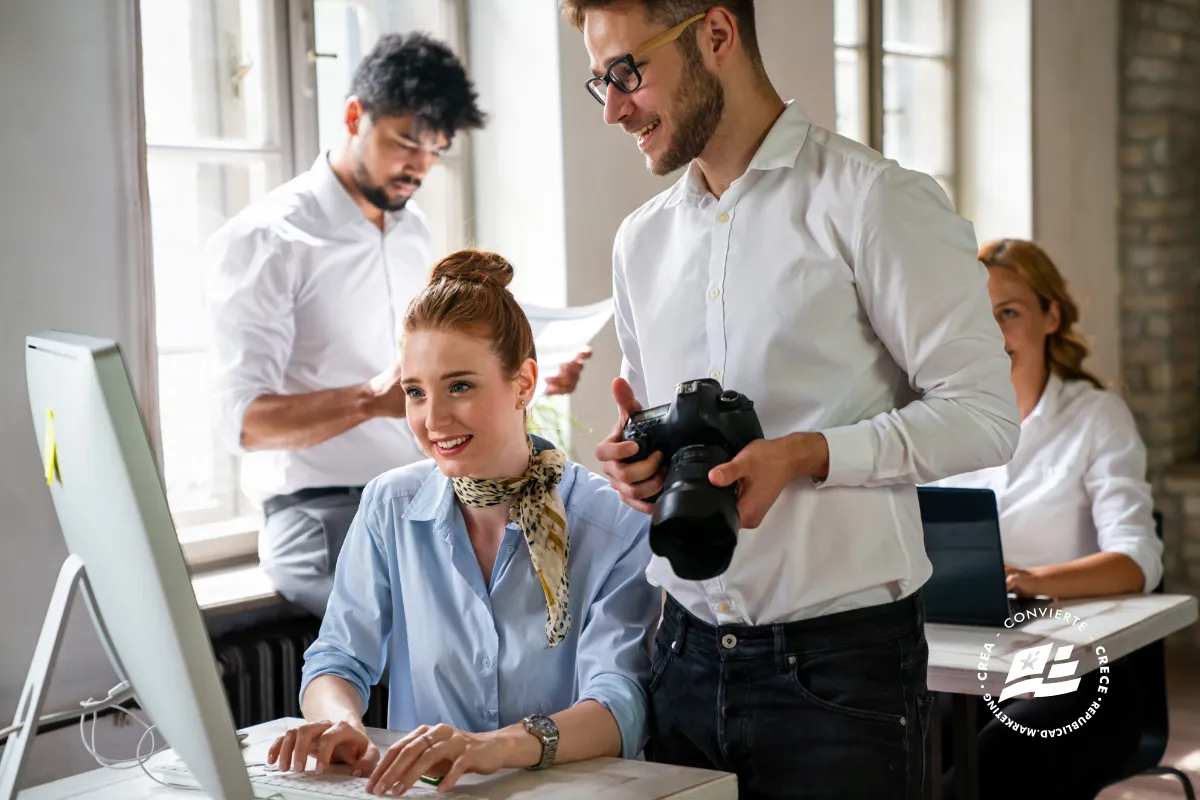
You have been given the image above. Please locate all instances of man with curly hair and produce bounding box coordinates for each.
[203,33,585,617]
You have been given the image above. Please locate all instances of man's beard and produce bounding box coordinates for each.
[651,58,725,176]
[355,164,421,212]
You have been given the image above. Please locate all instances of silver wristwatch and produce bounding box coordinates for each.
[522,713,559,770]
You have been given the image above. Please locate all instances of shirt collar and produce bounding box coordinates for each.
[310,153,366,229]
[1024,372,1066,426]
[670,99,811,207]
[401,442,579,527]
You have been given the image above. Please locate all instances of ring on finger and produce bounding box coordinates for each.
[421,731,436,750]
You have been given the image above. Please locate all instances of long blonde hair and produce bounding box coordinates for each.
[978,239,1104,390]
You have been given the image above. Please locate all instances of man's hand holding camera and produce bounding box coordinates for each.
[595,377,831,530]
[595,378,664,515]
[708,434,829,529]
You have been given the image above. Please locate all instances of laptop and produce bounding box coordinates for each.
[917,486,1049,627]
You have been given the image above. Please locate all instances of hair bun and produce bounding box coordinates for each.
[430,249,514,290]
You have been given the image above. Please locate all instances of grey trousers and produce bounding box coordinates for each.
[259,492,361,617]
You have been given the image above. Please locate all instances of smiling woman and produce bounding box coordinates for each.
[268,249,660,795]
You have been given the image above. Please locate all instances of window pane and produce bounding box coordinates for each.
[148,155,278,351]
[158,352,233,521]
[835,0,864,47]
[141,0,277,146]
[883,0,950,55]
[882,55,951,176]
[419,160,469,258]
[835,48,867,144]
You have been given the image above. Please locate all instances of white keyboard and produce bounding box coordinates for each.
[156,761,483,799]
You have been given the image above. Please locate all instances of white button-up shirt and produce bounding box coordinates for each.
[612,102,1020,626]
[204,154,429,502]
[933,374,1163,592]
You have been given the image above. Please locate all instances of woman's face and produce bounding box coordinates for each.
[986,265,1060,379]
[400,327,536,479]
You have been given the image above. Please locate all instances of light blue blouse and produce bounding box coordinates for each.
[300,456,658,758]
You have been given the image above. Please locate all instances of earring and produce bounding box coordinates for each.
[519,398,527,407]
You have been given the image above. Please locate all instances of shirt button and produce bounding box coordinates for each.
[710,369,722,380]
[721,634,738,650]
[717,212,730,223]
[482,657,492,669]
[717,602,731,614]
[708,287,721,299]
[505,545,515,554]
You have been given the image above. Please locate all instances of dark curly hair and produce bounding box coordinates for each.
[349,32,486,139]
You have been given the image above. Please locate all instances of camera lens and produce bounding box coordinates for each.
[649,444,739,580]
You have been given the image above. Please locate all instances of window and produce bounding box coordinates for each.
[141,0,471,558]
[835,0,957,206]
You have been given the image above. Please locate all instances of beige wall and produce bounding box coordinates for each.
[959,0,1121,386]
[1031,0,1121,387]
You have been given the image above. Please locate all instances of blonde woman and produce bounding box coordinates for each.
[937,239,1162,799]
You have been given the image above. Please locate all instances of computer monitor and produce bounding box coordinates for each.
[17,331,253,798]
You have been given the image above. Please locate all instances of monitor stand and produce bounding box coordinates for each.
[0,553,133,799]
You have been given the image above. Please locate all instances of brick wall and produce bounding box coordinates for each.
[1118,0,1200,648]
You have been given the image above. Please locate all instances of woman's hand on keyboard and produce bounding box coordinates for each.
[267,720,381,777]
[366,723,506,796]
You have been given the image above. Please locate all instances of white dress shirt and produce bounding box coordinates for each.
[612,101,1020,626]
[933,374,1163,592]
[204,154,430,502]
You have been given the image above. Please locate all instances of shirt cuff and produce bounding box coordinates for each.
[577,674,648,760]
[817,423,875,487]
[1103,539,1164,595]
[300,660,372,714]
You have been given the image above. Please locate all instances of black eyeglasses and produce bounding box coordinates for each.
[585,12,707,105]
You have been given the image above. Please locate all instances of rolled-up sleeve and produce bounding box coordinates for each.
[203,224,297,453]
[1085,395,1164,593]
[300,481,393,710]
[820,164,1020,488]
[573,516,657,759]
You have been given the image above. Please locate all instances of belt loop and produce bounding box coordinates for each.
[773,623,790,672]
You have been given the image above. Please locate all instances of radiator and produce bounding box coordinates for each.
[210,616,389,730]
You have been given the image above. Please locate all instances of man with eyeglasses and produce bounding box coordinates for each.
[204,33,589,620]
[563,1,1019,797]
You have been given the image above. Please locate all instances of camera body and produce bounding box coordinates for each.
[621,378,764,580]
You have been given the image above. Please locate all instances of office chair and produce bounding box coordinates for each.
[1100,511,1195,799]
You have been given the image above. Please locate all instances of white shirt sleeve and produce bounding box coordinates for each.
[612,229,649,408]
[203,225,297,453]
[820,164,1020,487]
[1085,393,1164,592]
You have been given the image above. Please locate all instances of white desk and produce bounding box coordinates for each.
[926,593,1198,696]
[921,593,1198,800]
[21,718,738,800]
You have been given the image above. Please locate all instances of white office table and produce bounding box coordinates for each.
[21,718,737,800]
[922,593,1198,800]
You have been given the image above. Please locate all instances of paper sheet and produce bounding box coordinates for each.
[521,298,615,400]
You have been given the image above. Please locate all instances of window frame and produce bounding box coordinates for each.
[835,0,959,202]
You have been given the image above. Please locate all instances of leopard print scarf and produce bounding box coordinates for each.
[450,438,571,647]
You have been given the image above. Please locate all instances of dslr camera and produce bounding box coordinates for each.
[621,378,764,580]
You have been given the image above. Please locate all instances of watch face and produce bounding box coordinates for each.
[529,715,556,738]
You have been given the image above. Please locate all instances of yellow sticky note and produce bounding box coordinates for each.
[44,408,61,486]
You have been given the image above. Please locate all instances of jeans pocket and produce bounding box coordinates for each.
[788,639,910,727]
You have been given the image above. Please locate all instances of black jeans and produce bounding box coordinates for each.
[646,592,932,800]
